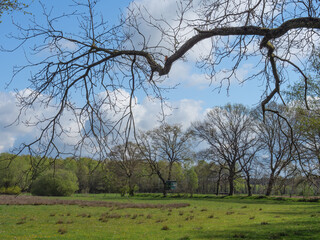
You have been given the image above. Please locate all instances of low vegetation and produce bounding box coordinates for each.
[1,193,320,239]
[30,170,79,196]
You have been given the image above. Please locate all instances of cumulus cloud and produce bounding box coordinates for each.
[0,91,36,152]
[133,97,204,131]
[0,89,205,153]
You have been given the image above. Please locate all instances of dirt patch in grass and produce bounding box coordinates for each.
[0,195,190,209]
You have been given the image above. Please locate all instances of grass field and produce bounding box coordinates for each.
[1,194,320,239]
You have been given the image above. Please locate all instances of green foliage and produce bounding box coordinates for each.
[185,167,198,196]
[0,0,29,22]
[0,153,31,190]
[0,185,21,195]
[120,184,139,197]
[31,169,78,196]
[285,55,320,134]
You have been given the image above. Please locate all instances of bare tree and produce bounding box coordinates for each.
[192,104,258,195]
[6,0,320,159]
[138,123,193,196]
[108,142,142,196]
[239,150,261,196]
[255,104,297,196]
[197,149,229,195]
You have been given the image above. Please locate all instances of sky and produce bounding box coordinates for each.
[0,0,288,154]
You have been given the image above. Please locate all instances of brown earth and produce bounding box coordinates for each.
[0,195,190,209]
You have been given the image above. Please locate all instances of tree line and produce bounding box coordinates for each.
[1,99,319,197]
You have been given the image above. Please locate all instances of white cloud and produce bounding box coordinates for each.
[48,39,78,53]
[0,91,35,151]
[0,89,205,153]
[166,61,253,89]
[133,97,204,131]
[165,99,204,129]
[0,90,84,153]
[127,0,204,60]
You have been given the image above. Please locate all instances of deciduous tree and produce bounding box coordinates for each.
[108,142,143,196]
[192,104,258,195]
[7,0,320,159]
[138,123,193,196]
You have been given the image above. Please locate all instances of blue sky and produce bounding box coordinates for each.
[0,0,288,153]
[0,0,264,106]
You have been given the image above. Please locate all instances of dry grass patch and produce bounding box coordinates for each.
[98,217,108,223]
[226,211,235,215]
[161,225,169,230]
[155,219,166,223]
[77,213,89,218]
[58,227,67,234]
[0,195,189,209]
[179,236,191,240]
[233,233,246,238]
[185,215,194,221]
[16,220,26,225]
[100,212,122,219]
[56,219,64,224]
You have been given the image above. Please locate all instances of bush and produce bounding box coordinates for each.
[31,169,78,196]
[0,186,21,195]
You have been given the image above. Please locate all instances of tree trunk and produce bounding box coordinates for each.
[216,168,222,195]
[266,174,275,196]
[128,175,135,196]
[168,162,173,181]
[246,176,252,197]
[129,188,134,196]
[162,183,167,197]
[228,172,235,196]
[216,178,220,195]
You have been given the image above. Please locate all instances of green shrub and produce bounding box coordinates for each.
[31,169,78,196]
[0,186,21,195]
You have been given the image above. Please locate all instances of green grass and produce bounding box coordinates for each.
[1,194,320,239]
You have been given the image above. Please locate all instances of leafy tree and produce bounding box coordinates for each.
[185,167,198,197]
[74,157,107,193]
[194,152,229,195]
[285,54,320,190]
[30,169,78,196]
[0,153,30,190]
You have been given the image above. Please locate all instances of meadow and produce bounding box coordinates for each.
[1,194,320,239]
